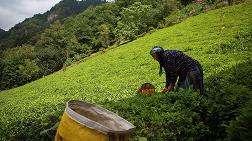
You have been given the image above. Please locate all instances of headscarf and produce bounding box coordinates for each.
[150,46,164,76]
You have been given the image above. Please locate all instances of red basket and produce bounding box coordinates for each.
[138,83,156,94]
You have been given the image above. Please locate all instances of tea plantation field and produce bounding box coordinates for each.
[0,0,251,140]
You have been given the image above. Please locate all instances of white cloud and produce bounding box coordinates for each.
[0,0,61,31]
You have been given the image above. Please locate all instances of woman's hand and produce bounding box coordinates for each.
[162,88,169,93]
[162,83,175,93]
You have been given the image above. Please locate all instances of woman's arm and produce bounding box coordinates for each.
[162,52,178,93]
[163,69,177,93]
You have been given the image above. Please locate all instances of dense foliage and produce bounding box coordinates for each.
[0,0,251,140]
[227,95,252,141]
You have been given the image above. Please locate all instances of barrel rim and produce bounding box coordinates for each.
[65,100,135,134]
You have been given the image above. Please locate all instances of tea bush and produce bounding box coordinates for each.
[104,91,210,140]
[227,95,252,141]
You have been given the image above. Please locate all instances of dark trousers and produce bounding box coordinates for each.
[176,65,204,95]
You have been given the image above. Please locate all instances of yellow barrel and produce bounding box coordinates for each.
[55,100,135,141]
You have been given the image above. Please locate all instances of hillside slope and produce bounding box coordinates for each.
[0,1,251,140]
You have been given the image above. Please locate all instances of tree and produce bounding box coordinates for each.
[97,24,111,48]
[17,59,40,84]
[64,2,120,50]
[0,45,39,90]
[115,0,135,7]
[115,2,153,42]
[36,21,67,49]
[35,47,66,75]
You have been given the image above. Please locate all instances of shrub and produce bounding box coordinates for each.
[181,3,204,16]
[165,10,186,26]
[103,91,210,141]
[226,95,252,141]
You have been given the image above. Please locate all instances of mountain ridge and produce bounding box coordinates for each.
[0,28,5,38]
[0,28,5,32]
[0,0,106,49]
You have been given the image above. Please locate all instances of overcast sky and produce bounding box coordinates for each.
[0,0,62,31]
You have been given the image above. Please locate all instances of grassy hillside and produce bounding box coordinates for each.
[0,0,251,140]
